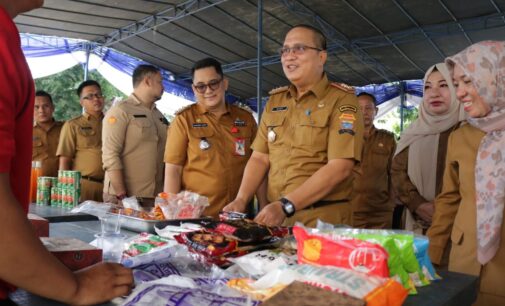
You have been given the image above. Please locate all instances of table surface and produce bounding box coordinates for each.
[11,220,478,306]
[29,204,98,222]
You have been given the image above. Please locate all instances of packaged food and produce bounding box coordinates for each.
[200,219,290,242]
[413,236,441,281]
[292,225,390,278]
[227,264,408,306]
[228,249,298,278]
[124,233,170,257]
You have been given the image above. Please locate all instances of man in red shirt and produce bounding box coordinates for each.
[0,1,133,305]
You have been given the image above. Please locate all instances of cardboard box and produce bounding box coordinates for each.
[28,213,49,237]
[40,237,102,271]
[262,281,365,306]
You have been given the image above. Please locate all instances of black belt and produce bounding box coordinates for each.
[81,176,103,183]
[305,199,348,210]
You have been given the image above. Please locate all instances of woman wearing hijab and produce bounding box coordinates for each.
[391,63,464,234]
[427,41,505,305]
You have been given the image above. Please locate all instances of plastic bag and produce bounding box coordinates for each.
[413,236,441,281]
[70,200,113,218]
[227,264,408,306]
[228,249,298,278]
[169,190,209,219]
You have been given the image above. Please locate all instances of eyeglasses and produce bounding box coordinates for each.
[278,44,323,57]
[193,79,222,94]
[81,93,104,100]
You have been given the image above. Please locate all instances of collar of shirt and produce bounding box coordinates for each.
[195,102,231,117]
[83,112,104,121]
[287,73,330,101]
[366,125,377,140]
[130,93,156,110]
[33,119,61,130]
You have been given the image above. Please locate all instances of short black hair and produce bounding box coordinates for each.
[357,92,377,105]
[132,64,160,88]
[191,58,224,80]
[35,90,53,105]
[289,24,327,50]
[77,80,101,97]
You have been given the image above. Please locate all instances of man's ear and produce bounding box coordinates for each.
[223,78,229,91]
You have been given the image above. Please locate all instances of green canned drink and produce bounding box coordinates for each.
[50,187,60,207]
[63,188,80,208]
[36,188,50,206]
[58,170,66,185]
[37,176,53,189]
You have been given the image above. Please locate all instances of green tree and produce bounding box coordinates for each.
[392,106,419,137]
[34,65,126,121]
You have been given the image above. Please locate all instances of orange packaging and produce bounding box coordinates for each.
[29,161,42,203]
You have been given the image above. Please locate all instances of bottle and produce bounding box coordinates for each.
[29,161,42,203]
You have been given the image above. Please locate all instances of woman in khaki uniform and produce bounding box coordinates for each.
[427,41,505,306]
[391,63,464,234]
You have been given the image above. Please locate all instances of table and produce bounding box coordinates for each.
[29,204,98,223]
[11,221,479,306]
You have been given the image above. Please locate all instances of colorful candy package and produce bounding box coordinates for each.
[292,225,390,278]
[199,218,290,242]
[413,235,441,281]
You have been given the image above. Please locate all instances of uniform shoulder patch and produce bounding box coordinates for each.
[268,85,289,95]
[233,102,254,114]
[174,104,194,115]
[331,82,355,94]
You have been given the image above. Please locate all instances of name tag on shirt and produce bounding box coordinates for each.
[133,114,147,118]
[192,123,208,128]
[272,106,288,112]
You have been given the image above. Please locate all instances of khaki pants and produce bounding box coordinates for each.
[80,179,103,202]
[352,211,393,229]
[283,202,351,228]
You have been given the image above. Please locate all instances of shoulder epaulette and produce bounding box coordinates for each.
[174,104,194,115]
[269,85,289,95]
[233,102,254,114]
[331,82,355,94]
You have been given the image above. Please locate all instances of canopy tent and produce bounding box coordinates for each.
[23,33,424,121]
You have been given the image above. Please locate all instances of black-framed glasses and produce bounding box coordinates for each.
[278,44,323,57]
[193,79,222,94]
[81,93,104,100]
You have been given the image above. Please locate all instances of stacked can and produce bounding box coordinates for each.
[55,170,82,208]
[36,176,58,206]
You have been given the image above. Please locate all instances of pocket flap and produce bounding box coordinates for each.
[298,113,329,127]
[132,117,152,128]
[263,112,286,127]
[188,126,215,138]
[33,139,43,147]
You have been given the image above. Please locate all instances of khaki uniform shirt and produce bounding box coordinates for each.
[102,94,168,198]
[352,126,396,213]
[391,127,453,213]
[56,112,104,180]
[32,120,64,177]
[164,103,257,217]
[252,74,364,204]
[427,124,505,301]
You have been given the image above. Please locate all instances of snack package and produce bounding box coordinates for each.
[219,211,248,221]
[228,249,298,278]
[413,236,441,281]
[227,264,408,306]
[169,191,209,219]
[200,219,290,242]
[315,222,429,291]
[293,225,390,278]
[122,275,260,306]
[124,233,171,258]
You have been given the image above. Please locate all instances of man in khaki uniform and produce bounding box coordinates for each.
[164,58,260,218]
[57,80,104,202]
[224,24,364,227]
[32,90,64,177]
[351,93,396,229]
[102,65,168,207]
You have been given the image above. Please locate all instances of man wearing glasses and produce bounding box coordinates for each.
[57,80,105,201]
[224,24,364,227]
[163,58,260,218]
[102,65,168,207]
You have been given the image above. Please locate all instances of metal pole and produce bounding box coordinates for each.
[257,0,263,120]
[83,43,91,80]
[399,81,405,132]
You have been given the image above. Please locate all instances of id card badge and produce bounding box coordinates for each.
[234,138,246,156]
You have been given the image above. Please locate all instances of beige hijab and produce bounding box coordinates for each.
[395,63,464,202]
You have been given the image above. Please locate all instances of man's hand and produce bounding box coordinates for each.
[69,262,133,306]
[415,202,434,223]
[222,198,247,213]
[254,201,286,226]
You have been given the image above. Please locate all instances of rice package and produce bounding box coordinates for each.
[292,225,389,278]
[227,264,408,306]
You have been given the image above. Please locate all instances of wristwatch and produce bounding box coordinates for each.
[280,198,296,217]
